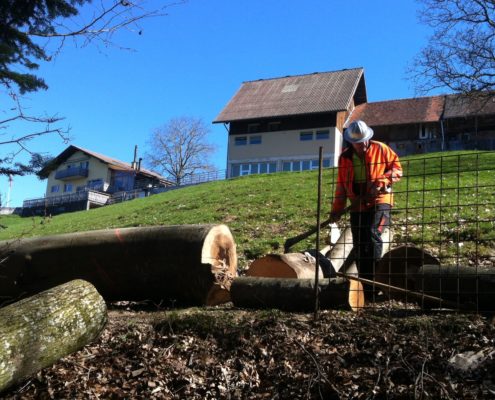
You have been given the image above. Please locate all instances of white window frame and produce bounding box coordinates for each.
[231,162,276,177]
[283,159,331,172]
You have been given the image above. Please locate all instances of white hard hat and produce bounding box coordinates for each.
[344,120,374,143]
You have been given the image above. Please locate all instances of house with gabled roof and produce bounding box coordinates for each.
[214,68,367,178]
[347,96,446,155]
[348,94,495,156]
[216,68,495,167]
[22,145,172,216]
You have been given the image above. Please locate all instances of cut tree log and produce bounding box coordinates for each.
[0,279,107,393]
[231,276,364,312]
[246,253,326,279]
[374,245,440,301]
[412,264,495,312]
[0,224,237,307]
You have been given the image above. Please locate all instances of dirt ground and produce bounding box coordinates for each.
[3,303,495,399]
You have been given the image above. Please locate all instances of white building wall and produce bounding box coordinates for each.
[227,127,342,177]
[45,151,111,197]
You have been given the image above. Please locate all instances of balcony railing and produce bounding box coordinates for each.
[55,167,89,180]
[23,188,109,208]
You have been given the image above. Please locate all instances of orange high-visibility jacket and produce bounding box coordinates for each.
[331,140,403,213]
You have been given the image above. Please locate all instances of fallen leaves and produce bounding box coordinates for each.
[3,306,495,399]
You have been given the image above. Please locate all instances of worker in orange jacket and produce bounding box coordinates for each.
[330,120,402,300]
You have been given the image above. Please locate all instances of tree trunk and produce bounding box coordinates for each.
[374,245,441,301]
[0,280,107,393]
[231,276,364,312]
[412,265,495,312]
[0,224,237,307]
[246,253,326,279]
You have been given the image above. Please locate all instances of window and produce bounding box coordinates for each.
[51,185,60,193]
[88,179,104,191]
[316,130,330,140]
[235,136,247,146]
[249,135,262,145]
[64,183,73,193]
[231,162,276,177]
[112,171,134,191]
[283,159,331,172]
[419,124,433,140]
[247,123,260,133]
[76,186,85,192]
[300,132,313,141]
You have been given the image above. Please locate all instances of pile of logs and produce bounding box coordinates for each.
[231,227,393,311]
[2,221,494,394]
[0,224,237,394]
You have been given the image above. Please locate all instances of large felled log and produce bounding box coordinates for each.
[231,276,364,311]
[0,224,237,307]
[246,253,327,279]
[0,280,107,393]
[374,245,440,301]
[412,265,495,312]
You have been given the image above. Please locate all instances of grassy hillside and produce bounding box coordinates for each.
[1,150,494,268]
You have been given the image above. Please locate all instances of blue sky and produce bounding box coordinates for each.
[2,0,435,207]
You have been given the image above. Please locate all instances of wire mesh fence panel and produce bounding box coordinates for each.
[329,151,495,313]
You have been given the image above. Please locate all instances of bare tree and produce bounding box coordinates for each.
[146,117,216,186]
[411,0,495,95]
[0,0,184,177]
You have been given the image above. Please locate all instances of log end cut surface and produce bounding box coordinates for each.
[202,225,238,305]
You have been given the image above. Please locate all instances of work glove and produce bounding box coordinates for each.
[329,211,341,223]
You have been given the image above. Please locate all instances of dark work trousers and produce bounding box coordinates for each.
[350,203,391,299]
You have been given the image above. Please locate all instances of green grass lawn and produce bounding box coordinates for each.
[1,150,494,268]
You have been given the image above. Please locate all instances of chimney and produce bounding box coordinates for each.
[131,145,138,170]
[137,157,142,171]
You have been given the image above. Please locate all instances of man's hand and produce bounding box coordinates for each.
[368,180,391,197]
[329,211,341,223]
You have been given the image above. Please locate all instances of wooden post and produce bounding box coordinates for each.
[314,146,323,319]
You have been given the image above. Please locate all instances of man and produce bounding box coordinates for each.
[330,120,402,299]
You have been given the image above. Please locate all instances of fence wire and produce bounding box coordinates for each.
[329,151,495,314]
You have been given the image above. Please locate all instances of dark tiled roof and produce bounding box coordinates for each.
[349,96,445,127]
[443,93,495,118]
[40,145,169,182]
[214,68,366,123]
